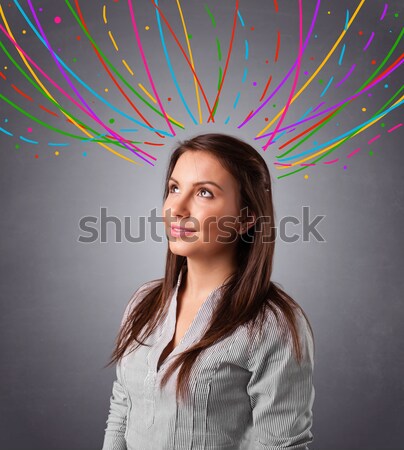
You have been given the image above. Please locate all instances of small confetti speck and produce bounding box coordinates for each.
[145,26,150,30]
[4,66,8,70]
[15,144,20,149]
[371,59,376,65]
[72,57,77,62]
[22,29,27,34]
[343,165,347,170]
[304,71,309,75]
[54,16,62,24]
[384,84,389,88]
[105,88,109,92]
[34,154,39,159]
[381,123,385,127]
[394,13,399,18]
[304,174,309,179]
[4,118,8,123]
[76,35,81,41]
[314,34,318,39]
[167,97,172,101]
[272,104,276,108]
[318,79,324,84]
[359,30,363,35]
[253,81,257,86]
[368,93,373,97]
[369,150,373,155]
[27,127,32,133]
[109,118,115,124]
[265,59,269,64]
[250,27,255,31]
[327,11,331,15]
[55,151,60,156]
[362,107,367,112]
[265,117,269,122]
[83,152,87,157]
[39,8,43,12]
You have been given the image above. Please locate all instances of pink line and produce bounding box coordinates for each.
[300,163,316,166]
[368,134,381,145]
[323,159,339,164]
[347,147,361,158]
[0,24,155,163]
[127,0,175,137]
[388,123,403,133]
[380,4,388,21]
[335,63,356,87]
[262,0,303,150]
[363,32,375,51]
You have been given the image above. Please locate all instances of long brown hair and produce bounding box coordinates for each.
[106,133,315,402]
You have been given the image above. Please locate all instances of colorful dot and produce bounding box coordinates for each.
[72,57,77,62]
[272,104,276,108]
[304,174,309,179]
[362,107,367,112]
[310,57,314,60]
[34,154,39,159]
[265,59,269,64]
[318,79,324,84]
[167,97,172,102]
[304,71,309,75]
[368,93,373,97]
[253,81,257,86]
[4,118,8,123]
[250,27,255,31]
[109,118,115,124]
[104,88,109,92]
[83,152,87,157]
[265,117,269,122]
[145,26,150,30]
[54,16,61,24]
[343,165,347,170]
[38,8,43,12]
[188,34,193,39]
[384,83,389,88]
[4,66,7,70]
[314,34,318,39]
[15,144,20,149]
[22,29,27,34]
[359,30,363,35]
[27,127,32,133]
[327,11,331,15]
[371,59,376,65]
[369,150,373,155]
[55,151,60,156]
[381,123,385,127]
[76,36,81,41]
[394,13,399,18]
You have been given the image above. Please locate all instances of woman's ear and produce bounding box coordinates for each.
[238,210,256,235]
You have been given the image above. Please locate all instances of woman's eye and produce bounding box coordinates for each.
[168,184,213,199]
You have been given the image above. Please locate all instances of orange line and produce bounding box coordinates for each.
[144,141,165,146]
[260,75,272,102]
[274,31,280,63]
[39,104,59,117]
[0,71,6,80]
[11,84,33,101]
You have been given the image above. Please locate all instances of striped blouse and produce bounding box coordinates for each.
[101,265,315,449]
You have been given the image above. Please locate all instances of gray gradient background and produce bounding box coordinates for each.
[0,1,403,449]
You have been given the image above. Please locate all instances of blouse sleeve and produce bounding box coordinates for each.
[246,307,315,449]
[101,281,159,450]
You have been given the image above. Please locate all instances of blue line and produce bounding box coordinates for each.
[237,11,245,27]
[299,107,313,120]
[48,142,70,146]
[155,0,197,125]
[338,44,346,66]
[224,116,231,124]
[320,76,334,97]
[20,136,38,144]
[13,0,172,136]
[244,40,249,60]
[345,10,349,30]
[120,128,138,132]
[233,92,241,109]
[278,100,404,161]
[0,126,13,136]
[273,130,287,142]
[242,67,248,83]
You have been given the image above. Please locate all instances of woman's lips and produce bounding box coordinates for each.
[170,226,197,237]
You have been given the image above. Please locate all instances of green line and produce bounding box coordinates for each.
[278,27,404,161]
[217,66,223,91]
[65,0,184,130]
[0,41,138,149]
[216,37,222,61]
[204,5,216,28]
[374,84,404,117]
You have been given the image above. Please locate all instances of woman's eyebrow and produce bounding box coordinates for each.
[169,176,224,192]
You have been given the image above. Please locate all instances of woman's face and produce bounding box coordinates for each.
[162,150,243,260]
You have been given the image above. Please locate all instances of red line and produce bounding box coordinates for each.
[150,0,214,120]
[274,31,280,63]
[144,141,165,146]
[11,84,33,101]
[39,104,59,117]
[0,71,6,80]
[273,0,279,13]
[74,0,165,139]
[208,0,239,123]
[260,75,272,102]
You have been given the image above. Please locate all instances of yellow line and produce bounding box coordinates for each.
[103,4,107,24]
[138,83,157,103]
[108,30,119,51]
[257,0,367,137]
[276,94,404,170]
[176,0,202,123]
[166,114,184,128]
[0,5,140,165]
[122,59,134,76]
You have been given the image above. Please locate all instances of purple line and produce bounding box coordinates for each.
[255,58,404,139]
[25,0,153,165]
[313,101,326,112]
[380,4,388,21]
[335,63,356,87]
[237,0,321,128]
[363,32,375,51]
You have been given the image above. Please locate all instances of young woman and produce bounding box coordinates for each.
[101,133,315,450]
